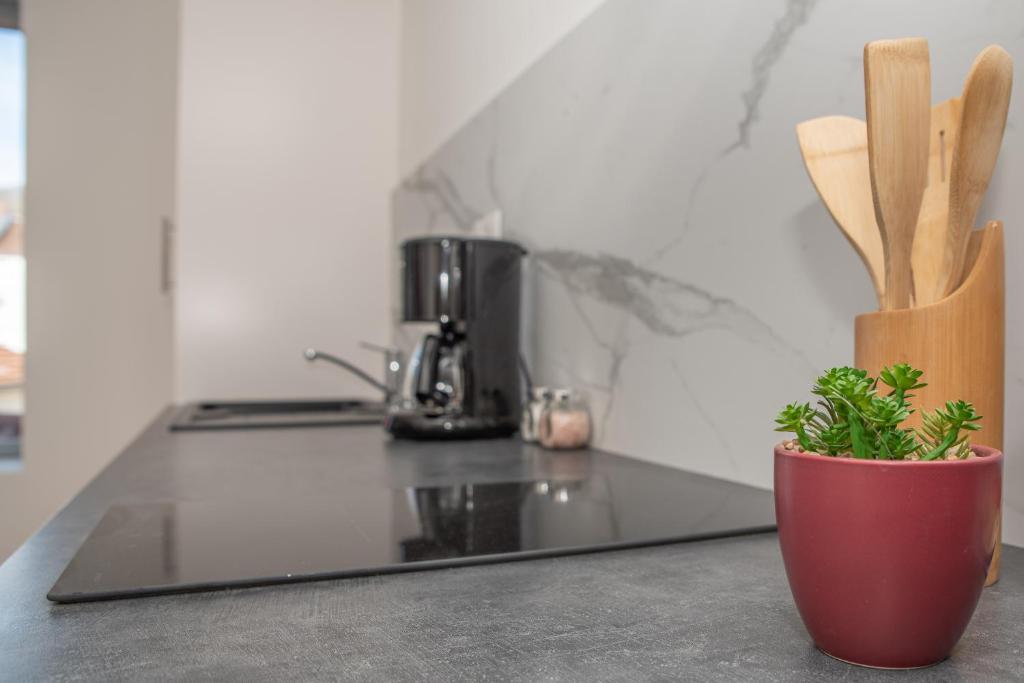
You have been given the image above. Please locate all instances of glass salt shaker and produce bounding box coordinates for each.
[538,389,592,450]
[521,387,552,443]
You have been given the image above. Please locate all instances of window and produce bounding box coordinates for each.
[0,25,24,460]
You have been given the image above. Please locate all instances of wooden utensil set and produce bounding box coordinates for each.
[798,39,1012,311]
[798,38,1012,586]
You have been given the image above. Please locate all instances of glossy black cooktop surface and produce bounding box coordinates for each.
[49,449,774,603]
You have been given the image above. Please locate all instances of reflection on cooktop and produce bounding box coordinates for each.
[398,478,619,561]
[49,461,774,602]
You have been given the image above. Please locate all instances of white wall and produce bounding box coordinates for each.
[176,0,399,402]
[400,0,607,175]
[0,0,180,561]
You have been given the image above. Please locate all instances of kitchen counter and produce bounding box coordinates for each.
[0,409,1021,681]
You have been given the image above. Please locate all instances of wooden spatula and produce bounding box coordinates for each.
[935,45,1012,301]
[864,38,931,310]
[796,116,884,305]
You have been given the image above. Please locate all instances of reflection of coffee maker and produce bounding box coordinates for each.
[386,236,526,439]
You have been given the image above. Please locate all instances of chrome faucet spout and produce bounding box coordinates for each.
[303,348,390,395]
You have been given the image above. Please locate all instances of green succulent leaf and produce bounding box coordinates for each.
[775,402,815,451]
[918,400,982,461]
[878,363,927,404]
[865,394,911,428]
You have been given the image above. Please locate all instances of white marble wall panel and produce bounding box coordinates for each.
[393,0,1024,545]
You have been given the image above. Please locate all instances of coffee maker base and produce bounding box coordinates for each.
[384,412,518,440]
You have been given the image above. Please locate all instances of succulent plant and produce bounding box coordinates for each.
[775,364,981,460]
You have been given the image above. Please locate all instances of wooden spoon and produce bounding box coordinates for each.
[797,99,959,309]
[935,45,1012,301]
[864,38,931,310]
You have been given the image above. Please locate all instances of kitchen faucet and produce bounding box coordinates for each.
[303,344,402,404]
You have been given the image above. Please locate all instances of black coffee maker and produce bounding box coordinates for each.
[386,236,525,439]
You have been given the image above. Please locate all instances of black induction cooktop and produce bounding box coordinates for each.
[48,453,774,603]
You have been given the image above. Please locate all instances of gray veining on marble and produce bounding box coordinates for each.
[729,0,819,152]
[392,0,1024,546]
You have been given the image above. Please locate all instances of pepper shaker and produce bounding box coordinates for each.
[521,387,552,443]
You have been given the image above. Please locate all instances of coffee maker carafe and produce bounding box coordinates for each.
[387,236,525,439]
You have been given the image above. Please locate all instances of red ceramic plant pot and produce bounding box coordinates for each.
[774,445,1002,669]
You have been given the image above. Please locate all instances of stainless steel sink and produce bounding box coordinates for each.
[169,399,385,431]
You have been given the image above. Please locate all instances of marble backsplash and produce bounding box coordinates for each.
[392,0,1024,544]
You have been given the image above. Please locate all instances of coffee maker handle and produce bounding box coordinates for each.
[414,334,442,404]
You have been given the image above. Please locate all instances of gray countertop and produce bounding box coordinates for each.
[0,408,1021,681]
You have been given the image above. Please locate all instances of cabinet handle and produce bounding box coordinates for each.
[160,217,174,294]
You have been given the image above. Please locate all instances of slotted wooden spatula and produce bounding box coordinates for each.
[935,45,1013,301]
[912,97,961,306]
[864,38,931,310]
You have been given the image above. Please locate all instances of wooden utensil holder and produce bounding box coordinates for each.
[854,221,1005,585]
